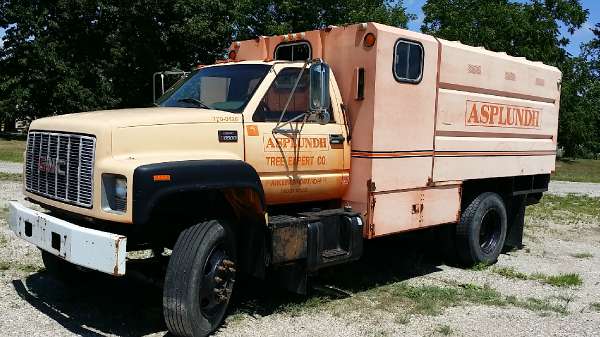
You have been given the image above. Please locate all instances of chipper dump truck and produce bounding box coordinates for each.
[8,22,560,336]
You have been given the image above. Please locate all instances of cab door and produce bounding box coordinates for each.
[242,63,349,205]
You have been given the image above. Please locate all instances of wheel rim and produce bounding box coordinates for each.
[198,244,236,319]
[479,209,501,255]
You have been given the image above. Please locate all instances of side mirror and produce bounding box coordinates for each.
[309,61,331,125]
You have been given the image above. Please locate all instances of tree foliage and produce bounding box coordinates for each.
[422,0,597,157]
[0,0,412,126]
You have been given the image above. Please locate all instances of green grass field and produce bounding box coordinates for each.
[0,137,25,162]
[553,159,600,183]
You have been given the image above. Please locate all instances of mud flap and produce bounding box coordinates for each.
[505,196,526,250]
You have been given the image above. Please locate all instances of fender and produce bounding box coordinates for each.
[132,160,265,224]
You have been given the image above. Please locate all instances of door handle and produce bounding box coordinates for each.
[330,134,345,145]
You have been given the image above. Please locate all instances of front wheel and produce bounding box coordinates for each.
[163,220,236,337]
[455,192,507,266]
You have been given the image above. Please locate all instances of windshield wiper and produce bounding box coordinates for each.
[177,97,210,109]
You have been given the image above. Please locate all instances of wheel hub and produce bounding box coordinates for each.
[199,247,236,315]
[479,210,501,254]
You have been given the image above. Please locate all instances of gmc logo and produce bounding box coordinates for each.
[38,157,66,175]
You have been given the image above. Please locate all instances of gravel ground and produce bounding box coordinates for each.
[1,179,599,337]
[549,181,600,197]
[0,161,23,175]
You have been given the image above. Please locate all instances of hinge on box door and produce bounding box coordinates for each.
[412,203,424,214]
[367,179,376,192]
[369,195,376,237]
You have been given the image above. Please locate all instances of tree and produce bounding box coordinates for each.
[422,0,587,65]
[0,0,414,126]
[558,56,599,157]
[422,0,591,157]
[236,0,414,37]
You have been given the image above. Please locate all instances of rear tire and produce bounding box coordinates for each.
[456,192,507,266]
[163,220,236,337]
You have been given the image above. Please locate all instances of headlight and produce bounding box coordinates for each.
[115,177,127,200]
[102,174,127,213]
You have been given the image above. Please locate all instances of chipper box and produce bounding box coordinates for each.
[8,22,560,336]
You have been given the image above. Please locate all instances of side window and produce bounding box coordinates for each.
[393,39,424,83]
[253,68,309,122]
[275,42,311,61]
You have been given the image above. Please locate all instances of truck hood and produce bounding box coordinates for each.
[29,107,246,163]
[30,107,243,133]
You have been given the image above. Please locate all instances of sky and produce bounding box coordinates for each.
[0,1,599,55]
[405,0,600,56]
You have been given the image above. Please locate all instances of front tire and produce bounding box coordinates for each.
[163,220,236,337]
[456,192,507,266]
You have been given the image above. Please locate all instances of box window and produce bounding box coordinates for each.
[393,39,424,83]
[275,42,311,61]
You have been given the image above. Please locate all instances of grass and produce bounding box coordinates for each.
[434,325,453,336]
[553,159,600,183]
[271,281,569,322]
[526,194,600,223]
[230,279,569,327]
[0,138,25,163]
[494,266,529,280]
[493,266,583,287]
[0,206,8,221]
[591,302,600,312]
[470,262,490,271]
[571,252,594,259]
[0,172,22,181]
[361,282,568,316]
[0,260,43,274]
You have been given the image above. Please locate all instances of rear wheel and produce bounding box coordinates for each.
[163,219,236,337]
[456,192,507,266]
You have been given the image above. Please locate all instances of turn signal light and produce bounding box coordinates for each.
[153,174,171,182]
[363,33,376,48]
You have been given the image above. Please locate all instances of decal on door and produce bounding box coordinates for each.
[263,135,329,152]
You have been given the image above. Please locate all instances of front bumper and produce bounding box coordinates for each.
[8,201,127,275]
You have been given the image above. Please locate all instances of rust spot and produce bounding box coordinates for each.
[270,217,308,264]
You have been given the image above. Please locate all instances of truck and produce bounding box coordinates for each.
[8,22,560,337]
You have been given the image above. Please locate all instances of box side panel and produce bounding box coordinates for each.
[437,40,561,103]
[367,24,438,191]
[432,38,560,182]
[433,89,558,181]
[370,185,460,237]
[322,24,378,214]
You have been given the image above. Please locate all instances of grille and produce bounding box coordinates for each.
[25,131,96,208]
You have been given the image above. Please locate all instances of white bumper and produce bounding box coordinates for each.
[8,201,127,275]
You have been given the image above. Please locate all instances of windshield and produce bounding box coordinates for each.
[158,64,271,113]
